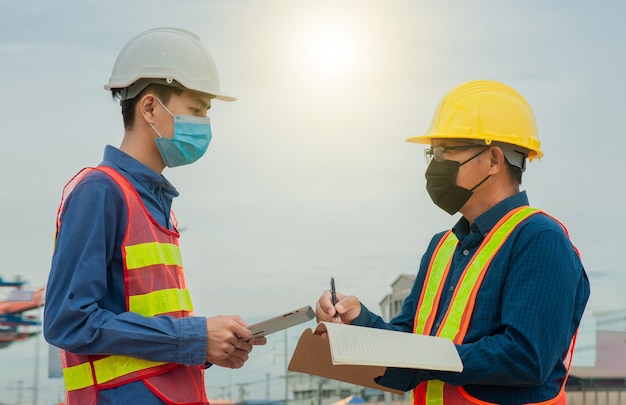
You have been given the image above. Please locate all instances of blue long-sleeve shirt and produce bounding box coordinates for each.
[44,146,208,404]
[353,191,590,404]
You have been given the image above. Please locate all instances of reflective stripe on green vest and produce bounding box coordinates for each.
[125,242,183,269]
[63,355,168,391]
[62,288,192,391]
[125,241,193,317]
[418,207,539,405]
[415,233,457,335]
[129,288,193,317]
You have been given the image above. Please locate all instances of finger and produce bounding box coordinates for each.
[226,315,251,331]
[318,295,339,321]
[237,340,253,353]
[315,298,333,322]
[232,324,253,342]
[230,348,250,362]
[227,335,242,348]
[228,356,244,369]
[249,337,267,346]
[207,349,229,362]
[336,294,357,312]
[335,295,361,324]
[217,315,253,341]
[219,342,237,357]
[210,357,243,369]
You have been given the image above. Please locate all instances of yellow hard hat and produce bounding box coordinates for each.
[407,80,542,160]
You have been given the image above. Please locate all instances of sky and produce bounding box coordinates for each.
[1,0,626,403]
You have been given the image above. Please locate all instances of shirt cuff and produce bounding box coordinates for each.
[352,303,373,326]
[177,316,207,366]
[374,367,430,392]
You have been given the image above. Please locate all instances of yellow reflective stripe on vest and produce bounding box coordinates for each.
[425,380,445,405]
[129,288,193,317]
[437,207,538,340]
[125,242,182,270]
[63,362,94,391]
[422,207,539,405]
[415,232,458,335]
[63,355,167,391]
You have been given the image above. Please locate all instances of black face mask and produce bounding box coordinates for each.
[425,148,490,215]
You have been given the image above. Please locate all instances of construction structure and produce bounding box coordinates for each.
[0,276,44,349]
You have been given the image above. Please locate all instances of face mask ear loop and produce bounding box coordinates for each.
[151,98,174,139]
[470,175,491,191]
[150,124,164,139]
[459,146,489,166]
[155,98,175,117]
[459,146,491,192]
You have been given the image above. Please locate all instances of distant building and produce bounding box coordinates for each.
[237,401,284,405]
[286,372,406,405]
[378,275,415,322]
[567,308,626,402]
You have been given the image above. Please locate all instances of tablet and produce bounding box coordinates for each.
[248,305,315,337]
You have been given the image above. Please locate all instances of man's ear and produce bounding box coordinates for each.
[488,146,506,173]
[138,93,157,125]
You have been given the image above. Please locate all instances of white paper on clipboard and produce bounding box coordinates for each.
[248,305,315,337]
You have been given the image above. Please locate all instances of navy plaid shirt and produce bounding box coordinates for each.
[353,191,590,404]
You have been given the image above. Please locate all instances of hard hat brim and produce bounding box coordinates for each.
[104,78,236,102]
[405,133,543,161]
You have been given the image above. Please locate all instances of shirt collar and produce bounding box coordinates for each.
[452,191,530,239]
[100,145,179,198]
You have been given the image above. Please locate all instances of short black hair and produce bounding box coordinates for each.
[111,83,184,130]
[504,158,523,185]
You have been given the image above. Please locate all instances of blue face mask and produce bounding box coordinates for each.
[151,99,212,168]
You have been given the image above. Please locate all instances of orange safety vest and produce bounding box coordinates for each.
[57,166,207,405]
[412,206,575,405]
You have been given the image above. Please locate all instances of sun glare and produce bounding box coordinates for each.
[299,23,360,79]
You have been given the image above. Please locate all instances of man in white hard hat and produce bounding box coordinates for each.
[315,80,590,404]
[44,27,265,405]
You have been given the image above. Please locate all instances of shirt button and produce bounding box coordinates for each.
[463,249,470,256]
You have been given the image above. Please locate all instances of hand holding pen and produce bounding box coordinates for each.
[314,277,362,324]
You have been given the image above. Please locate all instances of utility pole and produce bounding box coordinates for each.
[17,380,24,404]
[32,322,41,405]
[317,379,328,405]
[266,372,270,400]
[284,329,288,405]
[237,383,247,403]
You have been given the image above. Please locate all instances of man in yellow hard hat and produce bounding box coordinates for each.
[43,28,265,405]
[316,80,590,404]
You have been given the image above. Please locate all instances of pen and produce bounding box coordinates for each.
[330,276,338,322]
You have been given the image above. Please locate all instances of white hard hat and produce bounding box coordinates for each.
[104,27,235,102]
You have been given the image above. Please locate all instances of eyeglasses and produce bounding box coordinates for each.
[424,144,478,163]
